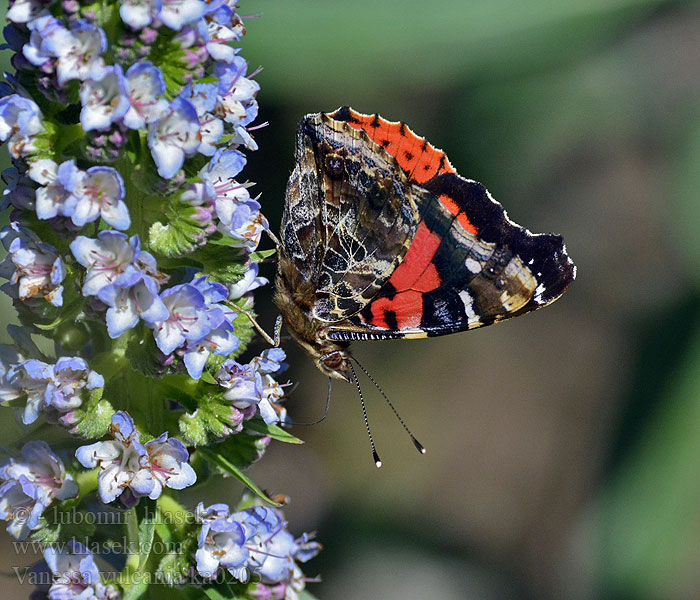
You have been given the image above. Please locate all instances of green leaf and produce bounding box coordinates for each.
[72,388,115,439]
[248,249,276,263]
[7,324,47,360]
[198,446,280,506]
[244,420,303,444]
[203,587,239,600]
[215,431,261,470]
[191,244,250,284]
[122,579,149,600]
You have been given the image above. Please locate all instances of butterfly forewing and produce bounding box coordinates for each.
[281,113,426,323]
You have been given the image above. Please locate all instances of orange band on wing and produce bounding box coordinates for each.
[368,222,443,330]
[438,193,478,235]
[332,108,456,184]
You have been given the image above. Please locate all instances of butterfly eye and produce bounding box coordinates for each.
[324,153,345,179]
[321,351,344,371]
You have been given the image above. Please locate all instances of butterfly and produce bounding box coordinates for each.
[273,107,576,387]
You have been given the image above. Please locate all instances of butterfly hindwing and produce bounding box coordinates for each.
[316,109,575,341]
[327,172,574,340]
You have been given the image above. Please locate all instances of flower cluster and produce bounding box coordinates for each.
[0,0,321,597]
[196,502,321,598]
[0,348,104,427]
[76,411,196,506]
[0,441,78,539]
[152,275,239,379]
[44,541,119,600]
[70,230,169,338]
[0,222,65,306]
[216,348,288,425]
[30,159,129,230]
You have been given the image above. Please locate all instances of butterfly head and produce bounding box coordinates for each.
[317,349,353,382]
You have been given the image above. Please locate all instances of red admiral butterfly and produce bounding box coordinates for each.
[274,107,575,379]
[263,107,575,464]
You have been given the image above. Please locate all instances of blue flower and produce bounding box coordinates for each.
[143,433,197,496]
[251,348,286,376]
[228,262,268,299]
[0,223,65,306]
[76,411,196,505]
[123,61,169,129]
[200,146,247,195]
[0,441,78,539]
[195,502,249,579]
[195,503,321,586]
[218,197,268,253]
[182,82,223,156]
[199,4,245,63]
[158,276,236,378]
[215,359,268,421]
[22,14,64,68]
[72,232,168,337]
[0,358,52,424]
[28,158,81,220]
[0,93,44,158]
[42,20,107,86]
[79,65,130,131]
[76,411,153,504]
[70,231,161,297]
[98,271,169,338]
[215,349,288,425]
[213,58,259,126]
[72,166,130,230]
[158,0,207,31]
[44,540,118,600]
[148,96,201,178]
[0,354,104,426]
[151,283,211,355]
[6,0,54,24]
[45,356,104,414]
[119,0,162,30]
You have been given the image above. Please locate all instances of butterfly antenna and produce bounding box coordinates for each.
[285,377,332,426]
[352,357,426,456]
[264,229,282,249]
[349,361,382,468]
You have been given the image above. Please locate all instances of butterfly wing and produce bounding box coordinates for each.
[320,108,576,341]
[279,107,575,343]
[279,112,429,322]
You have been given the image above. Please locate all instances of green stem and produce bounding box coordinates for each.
[120,507,140,585]
[156,493,191,536]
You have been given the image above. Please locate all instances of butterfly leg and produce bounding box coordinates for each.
[238,307,283,347]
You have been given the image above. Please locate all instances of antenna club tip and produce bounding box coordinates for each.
[373,450,382,468]
[412,438,426,454]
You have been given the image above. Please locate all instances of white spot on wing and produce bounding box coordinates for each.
[534,283,547,304]
[458,290,480,324]
[465,257,482,274]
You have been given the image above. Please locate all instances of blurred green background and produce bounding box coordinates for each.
[3,0,700,598]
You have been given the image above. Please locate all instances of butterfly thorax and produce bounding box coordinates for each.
[274,251,354,382]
